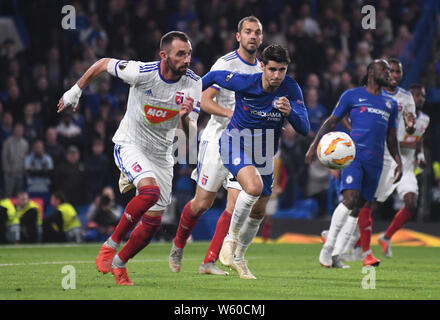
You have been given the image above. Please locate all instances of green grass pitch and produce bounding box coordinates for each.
[1,242,439,300]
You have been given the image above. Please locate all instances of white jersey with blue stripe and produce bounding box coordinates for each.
[200,50,261,143]
[381,86,416,166]
[107,59,201,160]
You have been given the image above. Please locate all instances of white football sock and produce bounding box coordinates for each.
[333,216,359,256]
[324,202,352,249]
[228,191,259,240]
[234,216,262,261]
[342,225,360,255]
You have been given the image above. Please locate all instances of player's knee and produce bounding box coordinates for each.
[137,185,161,207]
[190,198,213,216]
[404,193,417,214]
[245,182,263,197]
[342,198,356,210]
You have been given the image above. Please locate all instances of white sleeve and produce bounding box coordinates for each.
[107,59,141,86]
[405,93,416,114]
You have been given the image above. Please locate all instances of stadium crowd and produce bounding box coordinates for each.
[0,0,439,243]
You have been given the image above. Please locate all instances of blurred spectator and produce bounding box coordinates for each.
[375,9,394,45]
[392,25,413,57]
[194,25,220,70]
[22,102,44,143]
[80,13,108,49]
[322,61,343,110]
[84,138,111,203]
[3,84,23,122]
[55,110,84,148]
[15,190,43,243]
[333,20,355,59]
[299,2,321,38]
[31,75,57,127]
[46,47,61,92]
[0,111,13,151]
[354,41,373,67]
[263,21,288,48]
[304,73,327,106]
[305,88,328,137]
[197,0,227,28]
[42,191,82,243]
[24,139,54,195]
[44,127,66,166]
[83,186,122,242]
[0,38,19,72]
[187,19,204,49]
[2,123,28,197]
[53,145,85,206]
[167,0,198,33]
[85,78,119,118]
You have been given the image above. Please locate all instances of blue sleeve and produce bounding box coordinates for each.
[332,90,352,119]
[389,100,398,129]
[202,71,251,92]
[286,81,310,136]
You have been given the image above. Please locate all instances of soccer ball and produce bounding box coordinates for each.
[317,131,356,169]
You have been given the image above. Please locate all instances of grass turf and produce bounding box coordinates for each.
[0,242,439,300]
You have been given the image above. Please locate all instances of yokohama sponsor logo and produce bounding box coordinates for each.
[144,105,179,124]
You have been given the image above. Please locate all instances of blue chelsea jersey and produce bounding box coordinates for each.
[202,71,310,154]
[332,86,398,166]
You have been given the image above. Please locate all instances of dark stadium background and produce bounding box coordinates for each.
[0,0,439,242]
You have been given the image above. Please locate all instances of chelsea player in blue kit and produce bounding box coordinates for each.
[305,59,403,268]
[201,44,310,278]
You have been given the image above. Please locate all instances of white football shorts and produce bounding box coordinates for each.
[191,140,242,192]
[375,161,418,202]
[113,143,173,211]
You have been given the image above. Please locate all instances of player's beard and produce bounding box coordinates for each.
[166,57,188,77]
[242,43,257,55]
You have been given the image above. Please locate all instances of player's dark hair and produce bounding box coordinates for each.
[237,16,262,32]
[409,83,424,91]
[261,44,290,65]
[388,57,402,68]
[160,31,190,50]
[362,59,387,85]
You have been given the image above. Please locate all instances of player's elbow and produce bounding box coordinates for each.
[298,122,310,136]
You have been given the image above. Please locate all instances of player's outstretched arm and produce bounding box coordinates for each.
[387,127,403,183]
[57,58,110,113]
[201,87,233,119]
[305,115,339,164]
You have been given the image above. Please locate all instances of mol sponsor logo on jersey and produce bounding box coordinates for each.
[144,105,179,125]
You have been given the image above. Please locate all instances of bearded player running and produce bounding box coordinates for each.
[58,31,201,285]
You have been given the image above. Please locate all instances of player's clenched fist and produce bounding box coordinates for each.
[180,96,194,118]
[57,83,82,113]
[275,96,291,116]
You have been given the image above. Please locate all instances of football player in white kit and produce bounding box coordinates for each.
[378,83,429,257]
[168,16,264,278]
[341,58,416,266]
[58,31,202,285]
